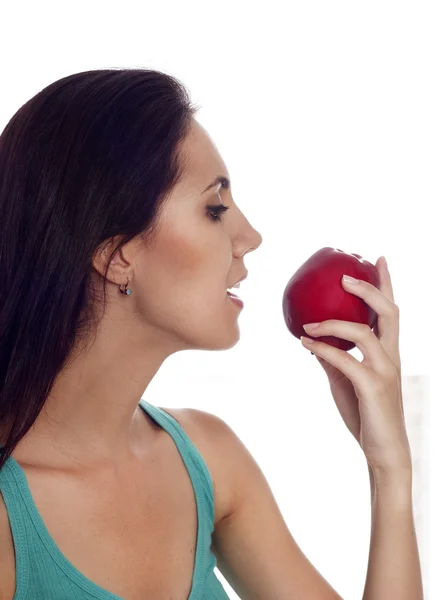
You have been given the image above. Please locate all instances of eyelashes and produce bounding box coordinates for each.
[206,204,230,222]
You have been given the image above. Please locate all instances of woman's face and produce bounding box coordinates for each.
[109,119,263,353]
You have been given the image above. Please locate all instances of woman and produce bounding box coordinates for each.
[0,68,423,599]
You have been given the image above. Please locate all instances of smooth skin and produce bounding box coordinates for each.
[0,119,422,599]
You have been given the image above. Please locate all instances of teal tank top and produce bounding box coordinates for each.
[0,399,231,599]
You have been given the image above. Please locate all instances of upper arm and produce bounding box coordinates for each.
[185,409,344,600]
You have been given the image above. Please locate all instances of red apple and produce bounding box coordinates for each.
[282,247,380,351]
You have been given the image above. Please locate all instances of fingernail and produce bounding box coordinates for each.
[303,322,320,331]
[342,274,359,285]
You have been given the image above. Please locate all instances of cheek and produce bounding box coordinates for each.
[139,232,226,308]
[164,235,207,283]
[160,225,229,286]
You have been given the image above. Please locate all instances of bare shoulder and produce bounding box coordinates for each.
[159,406,237,526]
[162,408,344,599]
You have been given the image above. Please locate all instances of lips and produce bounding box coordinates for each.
[226,271,247,306]
[227,290,241,299]
[227,291,244,309]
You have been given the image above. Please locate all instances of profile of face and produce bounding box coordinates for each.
[97,119,263,355]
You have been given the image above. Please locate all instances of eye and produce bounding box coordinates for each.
[206,204,230,222]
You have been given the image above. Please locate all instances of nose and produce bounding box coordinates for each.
[236,224,263,258]
[251,228,263,252]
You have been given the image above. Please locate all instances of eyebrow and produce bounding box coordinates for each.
[201,175,231,194]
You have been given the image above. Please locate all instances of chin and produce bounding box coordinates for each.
[169,296,242,352]
[186,318,241,352]
[200,324,241,351]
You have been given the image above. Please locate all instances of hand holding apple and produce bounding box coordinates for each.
[282,251,410,474]
[282,247,380,351]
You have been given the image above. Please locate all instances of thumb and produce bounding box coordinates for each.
[314,355,348,387]
[314,354,330,372]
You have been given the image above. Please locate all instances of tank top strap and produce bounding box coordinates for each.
[0,458,31,598]
[138,399,215,528]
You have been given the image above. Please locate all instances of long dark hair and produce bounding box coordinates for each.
[0,68,200,471]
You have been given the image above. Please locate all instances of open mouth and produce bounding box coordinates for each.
[226,290,244,308]
[226,290,241,299]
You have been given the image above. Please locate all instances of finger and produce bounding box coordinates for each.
[376,256,395,303]
[315,355,348,386]
[341,273,400,370]
[376,256,401,371]
[301,335,372,389]
[303,320,392,375]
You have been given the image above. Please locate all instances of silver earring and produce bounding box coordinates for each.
[119,278,132,296]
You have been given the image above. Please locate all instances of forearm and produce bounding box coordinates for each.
[362,465,423,600]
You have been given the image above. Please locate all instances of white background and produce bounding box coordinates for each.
[1,1,442,598]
